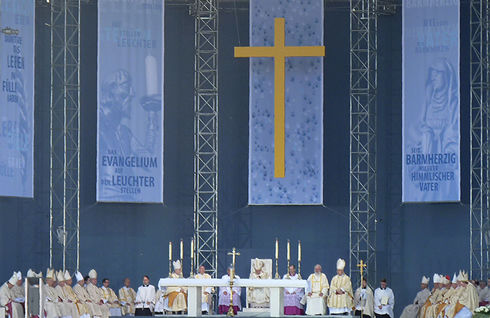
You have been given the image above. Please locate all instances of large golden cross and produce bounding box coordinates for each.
[357,260,367,279]
[227,248,240,279]
[235,18,325,178]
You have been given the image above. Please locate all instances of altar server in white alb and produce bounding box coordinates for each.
[354,277,374,318]
[306,264,329,315]
[283,265,305,315]
[218,266,242,315]
[195,265,214,314]
[374,278,395,318]
[135,275,155,316]
[328,258,353,315]
[0,272,24,318]
[400,276,431,318]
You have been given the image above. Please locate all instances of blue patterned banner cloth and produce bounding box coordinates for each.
[248,0,324,205]
[97,0,164,203]
[0,0,34,197]
[402,0,460,202]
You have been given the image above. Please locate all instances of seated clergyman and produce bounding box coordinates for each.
[283,265,305,315]
[248,258,270,308]
[164,260,188,313]
[306,264,329,316]
[101,278,122,316]
[195,265,214,314]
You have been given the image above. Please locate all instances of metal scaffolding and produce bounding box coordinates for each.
[193,0,219,277]
[49,0,81,272]
[470,0,490,280]
[349,0,378,287]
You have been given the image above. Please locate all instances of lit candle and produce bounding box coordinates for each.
[191,238,194,259]
[275,238,279,259]
[180,239,184,260]
[298,241,301,262]
[169,242,172,261]
[287,240,290,261]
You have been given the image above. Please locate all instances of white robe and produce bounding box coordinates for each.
[43,284,62,318]
[0,283,23,318]
[218,275,241,309]
[400,288,431,318]
[305,273,329,316]
[354,286,374,318]
[374,287,395,318]
[195,273,213,313]
[135,285,155,312]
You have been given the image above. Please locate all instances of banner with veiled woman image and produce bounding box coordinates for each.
[97,0,164,203]
[402,0,460,202]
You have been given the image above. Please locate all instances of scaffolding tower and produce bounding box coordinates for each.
[49,0,81,272]
[470,0,490,280]
[193,0,219,277]
[349,0,378,287]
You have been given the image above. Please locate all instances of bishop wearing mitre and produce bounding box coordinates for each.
[164,260,188,313]
[55,270,76,318]
[86,269,110,318]
[63,271,91,318]
[306,264,329,315]
[248,259,270,308]
[44,269,62,318]
[0,272,24,318]
[195,265,214,314]
[73,271,98,317]
[400,276,431,318]
[328,258,353,315]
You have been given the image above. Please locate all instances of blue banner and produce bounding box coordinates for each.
[248,0,324,205]
[402,0,460,202]
[97,0,164,203]
[0,0,34,198]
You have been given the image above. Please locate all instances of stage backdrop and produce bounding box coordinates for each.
[97,0,164,203]
[0,0,35,198]
[402,0,460,202]
[248,0,324,205]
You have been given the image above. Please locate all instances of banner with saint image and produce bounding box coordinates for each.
[97,0,164,202]
[402,0,460,202]
[0,0,35,197]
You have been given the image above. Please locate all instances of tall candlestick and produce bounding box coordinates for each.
[169,242,172,261]
[190,238,195,277]
[191,238,194,259]
[180,239,184,261]
[298,240,302,261]
[275,238,279,259]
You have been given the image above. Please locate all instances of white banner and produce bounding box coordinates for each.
[97,0,164,203]
[0,0,35,197]
[402,0,460,202]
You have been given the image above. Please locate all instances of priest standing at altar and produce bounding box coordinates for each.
[306,264,329,315]
[283,265,305,315]
[328,258,353,315]
[218,266,242,315]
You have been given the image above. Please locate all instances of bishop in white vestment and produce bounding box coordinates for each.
[247,259,270,308]
[306,264,329,316]
[195,265,214,314]
[11,272,25,304]
[283,265,305,315]
[44,269,62,318]
[73,272,97,317]
[54,271,74,318]
[163,260,188,313]
[63,271,90,318]
[327,259,353,315]
[354,277,374,318]
[86,269,110,318]
[135,276,155,316]
[400,276,431,318]
[374,279,395,318]
[0,272,24,318]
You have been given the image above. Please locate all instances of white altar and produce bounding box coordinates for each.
[158,278,307,317]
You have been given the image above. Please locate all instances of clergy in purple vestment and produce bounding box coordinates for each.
[283,265,305,315]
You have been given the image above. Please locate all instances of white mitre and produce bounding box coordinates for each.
[173,260,182,270]
[253,258,264,271]
[27,269,35,278]
[88,269,97,279]
[75,271,84,282]
[8,272,17,285]
[433,273,440,284]
[336,258,346,270]
[57,270,65,282]
[46,269,55,280]
[421,275,430,285]
[64,270,71,281]
[16,271,22,281]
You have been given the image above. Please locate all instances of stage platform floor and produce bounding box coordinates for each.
[151,315,356,318]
